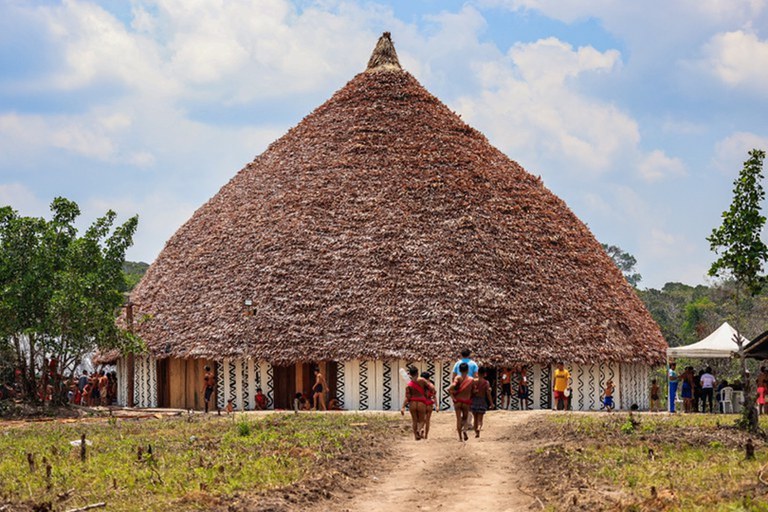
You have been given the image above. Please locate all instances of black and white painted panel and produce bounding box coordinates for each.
[218,359,273,410]
[619,363,649,411]
[133,355,157,408]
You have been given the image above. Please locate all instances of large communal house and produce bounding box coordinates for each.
[111,33,667,412]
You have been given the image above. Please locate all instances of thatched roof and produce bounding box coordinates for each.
[127,33,666,366]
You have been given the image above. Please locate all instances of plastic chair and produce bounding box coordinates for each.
[720,387,734,414]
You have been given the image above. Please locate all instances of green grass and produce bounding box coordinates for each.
[0,413,394,511]
[544,413,768,511]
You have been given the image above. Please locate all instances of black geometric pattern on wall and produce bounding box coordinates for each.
[382,361,392,410]
[266,364,274,409]
[216,360,225,410]
[359,361,369,410]
[228,360,237,408]
[336,362,345,409]
[577,365,585,410]
[587,365,597,410]
[509,370,520,410]
[440,361,452,411]
[539,365,551,410]
[525,366,534,410]
[241,361,250,410]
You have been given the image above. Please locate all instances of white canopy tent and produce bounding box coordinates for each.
[667,322,749,359]
[666,322,750,412]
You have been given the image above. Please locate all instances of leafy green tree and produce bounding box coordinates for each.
[0,198,139,404]
[707,149,767,431]
[602,244,642,287]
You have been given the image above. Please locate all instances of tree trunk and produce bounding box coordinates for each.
[734,286,759,431]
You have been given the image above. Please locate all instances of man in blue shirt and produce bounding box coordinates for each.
[452,349,479,379]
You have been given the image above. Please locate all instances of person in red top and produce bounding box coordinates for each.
[401,367,435,440]
[471,367,494,438]
[449,362,474,442]
[255,387,267,410]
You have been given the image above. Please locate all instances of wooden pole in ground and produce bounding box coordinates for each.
[126,301,135,408]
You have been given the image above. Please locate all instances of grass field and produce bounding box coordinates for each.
[532,413,768,511]
[0,412,396,511]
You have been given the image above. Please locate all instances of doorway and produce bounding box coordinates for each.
[272,365,296,409]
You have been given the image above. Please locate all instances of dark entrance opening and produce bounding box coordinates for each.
[272,365,296,409]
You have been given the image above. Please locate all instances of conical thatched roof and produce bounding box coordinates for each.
[129,33,666,366]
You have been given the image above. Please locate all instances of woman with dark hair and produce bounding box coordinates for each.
[471,367,494,438]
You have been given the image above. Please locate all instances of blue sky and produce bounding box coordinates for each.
[1,0,767,289]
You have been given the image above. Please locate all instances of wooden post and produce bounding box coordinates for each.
[126,302,135,408]
[80,434,87,462]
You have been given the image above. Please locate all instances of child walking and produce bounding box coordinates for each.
[471,367,494,438]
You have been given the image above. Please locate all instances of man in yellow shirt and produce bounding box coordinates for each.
[553,362,570,411]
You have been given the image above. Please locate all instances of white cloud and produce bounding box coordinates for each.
[699,30,768,93]
[454,37,643,176]
[638,150,687,182]
[713,131,768,173]
[0,183,49,216]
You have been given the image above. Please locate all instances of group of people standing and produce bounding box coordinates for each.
[667,362,768,414]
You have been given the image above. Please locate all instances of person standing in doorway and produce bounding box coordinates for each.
[553,362,570,411]
[203,365,216,413]
[312,367,328,411]
[518,366,530,410]
[668,362,678,413]
[500,367,512,410]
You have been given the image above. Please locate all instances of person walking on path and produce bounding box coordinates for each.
[668,362,678,413]
[700,367,716,413]
[553,362,570,411]
[449,363,474,442]
[471,367,494,437]
[401,367,435,440]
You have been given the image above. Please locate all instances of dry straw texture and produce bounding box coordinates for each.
[126,33,666,366]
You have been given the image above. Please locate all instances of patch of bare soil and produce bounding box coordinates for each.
[309,410,549,512]
[521,413,768,511]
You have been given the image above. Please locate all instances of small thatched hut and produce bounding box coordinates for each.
[116,33,666,412]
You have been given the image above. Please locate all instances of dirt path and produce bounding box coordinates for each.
[331,410,546,512]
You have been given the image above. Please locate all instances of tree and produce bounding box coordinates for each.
[707,149,767,431]
[0,198,139,404]
[602,244,642,287]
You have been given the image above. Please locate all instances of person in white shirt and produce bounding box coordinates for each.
[700,367,716,413]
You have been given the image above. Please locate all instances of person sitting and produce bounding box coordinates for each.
[255,388,267,410]
[328,398,343,410]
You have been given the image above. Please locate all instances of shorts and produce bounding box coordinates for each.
[518,388,529,399]
[681,382,692,399]
[501,383,512,397]
[204,386,214,401]
[554,390,566,401]
[758,387,766,405]
[603,396,614,408]
[470,396,488,413]
[314,385,323,394]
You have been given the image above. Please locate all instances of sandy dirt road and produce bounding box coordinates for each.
[332,410,545,512]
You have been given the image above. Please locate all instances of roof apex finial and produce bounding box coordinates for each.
[366,31,402,72]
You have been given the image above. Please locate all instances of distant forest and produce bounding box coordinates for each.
[122,257,767,348]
